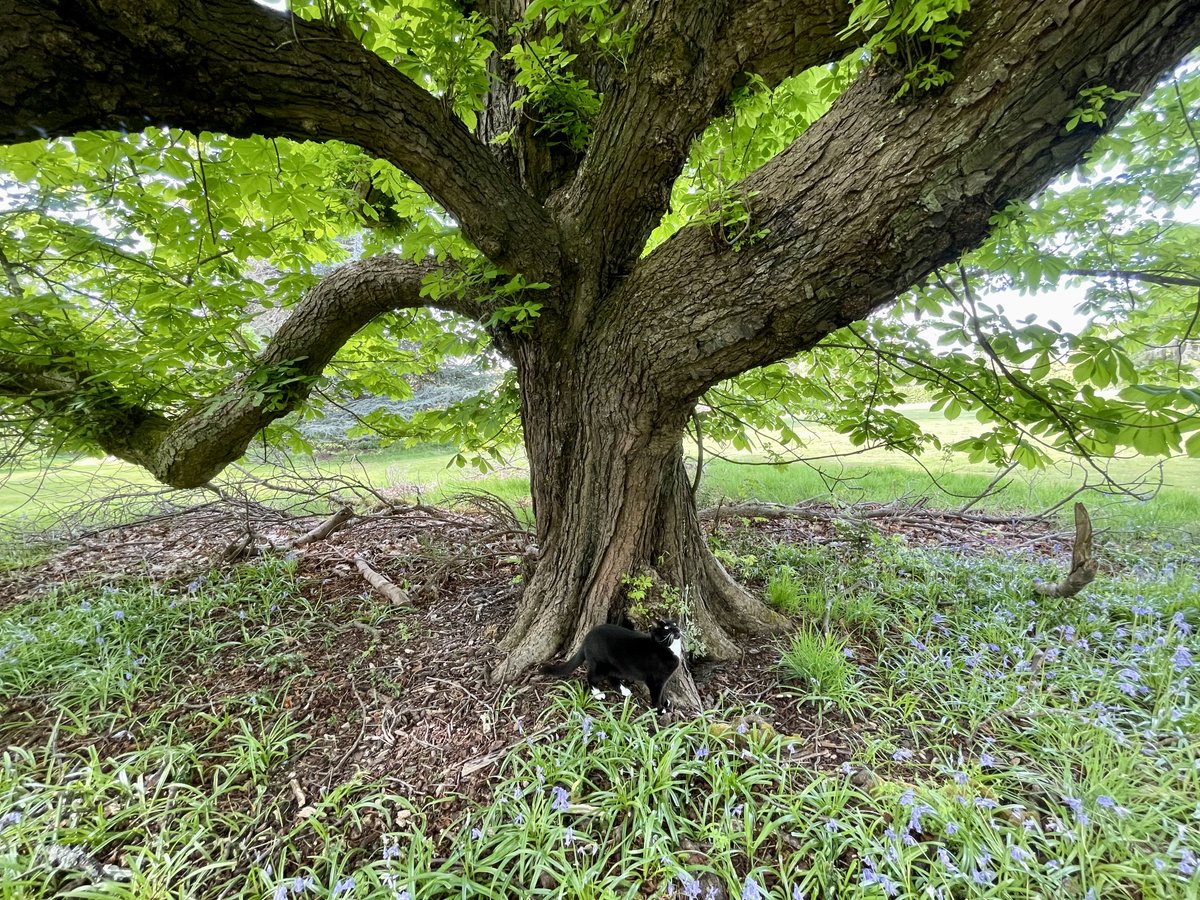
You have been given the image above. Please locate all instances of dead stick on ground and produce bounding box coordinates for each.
[293,506,355,547]
[354,556,411,604]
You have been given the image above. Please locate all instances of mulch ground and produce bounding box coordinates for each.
[0,499,1071,844]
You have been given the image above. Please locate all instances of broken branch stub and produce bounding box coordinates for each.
[1034,502,1098,598]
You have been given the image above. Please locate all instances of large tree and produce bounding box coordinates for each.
[2,0,1199,697]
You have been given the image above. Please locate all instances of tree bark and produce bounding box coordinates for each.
[493,337,786,711]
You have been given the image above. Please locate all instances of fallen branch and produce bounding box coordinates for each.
[354,556,411,604]
[1034,502,1097,598]
[292,505,355,547]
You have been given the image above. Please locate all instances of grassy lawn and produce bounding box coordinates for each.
[3,406,1198,538]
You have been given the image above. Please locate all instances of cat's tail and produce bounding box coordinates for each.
[540,647,585,677]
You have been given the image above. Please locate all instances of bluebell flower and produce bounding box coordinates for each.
[0,811,22,829]
[1174,646,1194,671]
[580,716,593,738]
[861,862,899,897]
[563,826,574,847]
[944,820,959,836]
[908,804,933,833]
[971,865,995,886]
[470,827,483,840]
[1010,845,1031,862]
[1179,848,1197,876]
[1063,797,1089,825]
[113,610,125,620]
[291,875,314,893]
[695,746,710,760]
[892,748,913,762]
[679,874,702,899]
[273,887,288,900]
[825,818,840,832]
[382,843,400,860]
[792,886,805,900]
[741,876,762,900]
[979,751,996,768]
[899,789,915,807]
[332,876,355,896]
[551,786,569,812]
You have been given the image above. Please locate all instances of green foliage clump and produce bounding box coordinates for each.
[841,0,971,98]
[779,629,862,712]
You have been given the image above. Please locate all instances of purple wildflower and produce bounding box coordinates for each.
[331,876,355,896]
[1179,849,1197,876]
[825,818,840,832]
[0,811,21,829]
[551,786,569,812]
[892,748,913,762]
[581,716,593,738]
[1174,646,1194,671]
[679,875,702,899]
[113,610,125,620]
[695,745,710,760]
[470,827,483,840]
[563,826,574,847]
[979,751,996,768]
[944,820,959,836]
[382,843,400,860]
[1063,797,1090,825]
[273,887,288,900]
[741,877,763,900]
[861,862,899,897]
[908,803,933,833]
[792,887,805,900]
[1010,846,1032,862]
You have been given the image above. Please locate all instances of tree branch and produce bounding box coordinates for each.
[0,255,470,488]
[613,0,1200,398]
[1067,267,1200,288]
[0,0,558,278]
[551,0,850,290]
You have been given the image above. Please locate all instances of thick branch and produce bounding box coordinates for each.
[552,1,850,289]
[615,0,1200,398]
[0,256,462,488]
[0,0,557,278]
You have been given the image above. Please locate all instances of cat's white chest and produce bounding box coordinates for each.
[668,637,683,660]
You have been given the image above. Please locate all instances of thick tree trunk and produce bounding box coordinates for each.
[492,341,786,711]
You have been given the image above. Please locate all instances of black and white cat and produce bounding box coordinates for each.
[541,620,684,713]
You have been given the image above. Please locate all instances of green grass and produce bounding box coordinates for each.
[4,407,1199,538]
[2,408,1200,898]
[2,533,1198,897]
